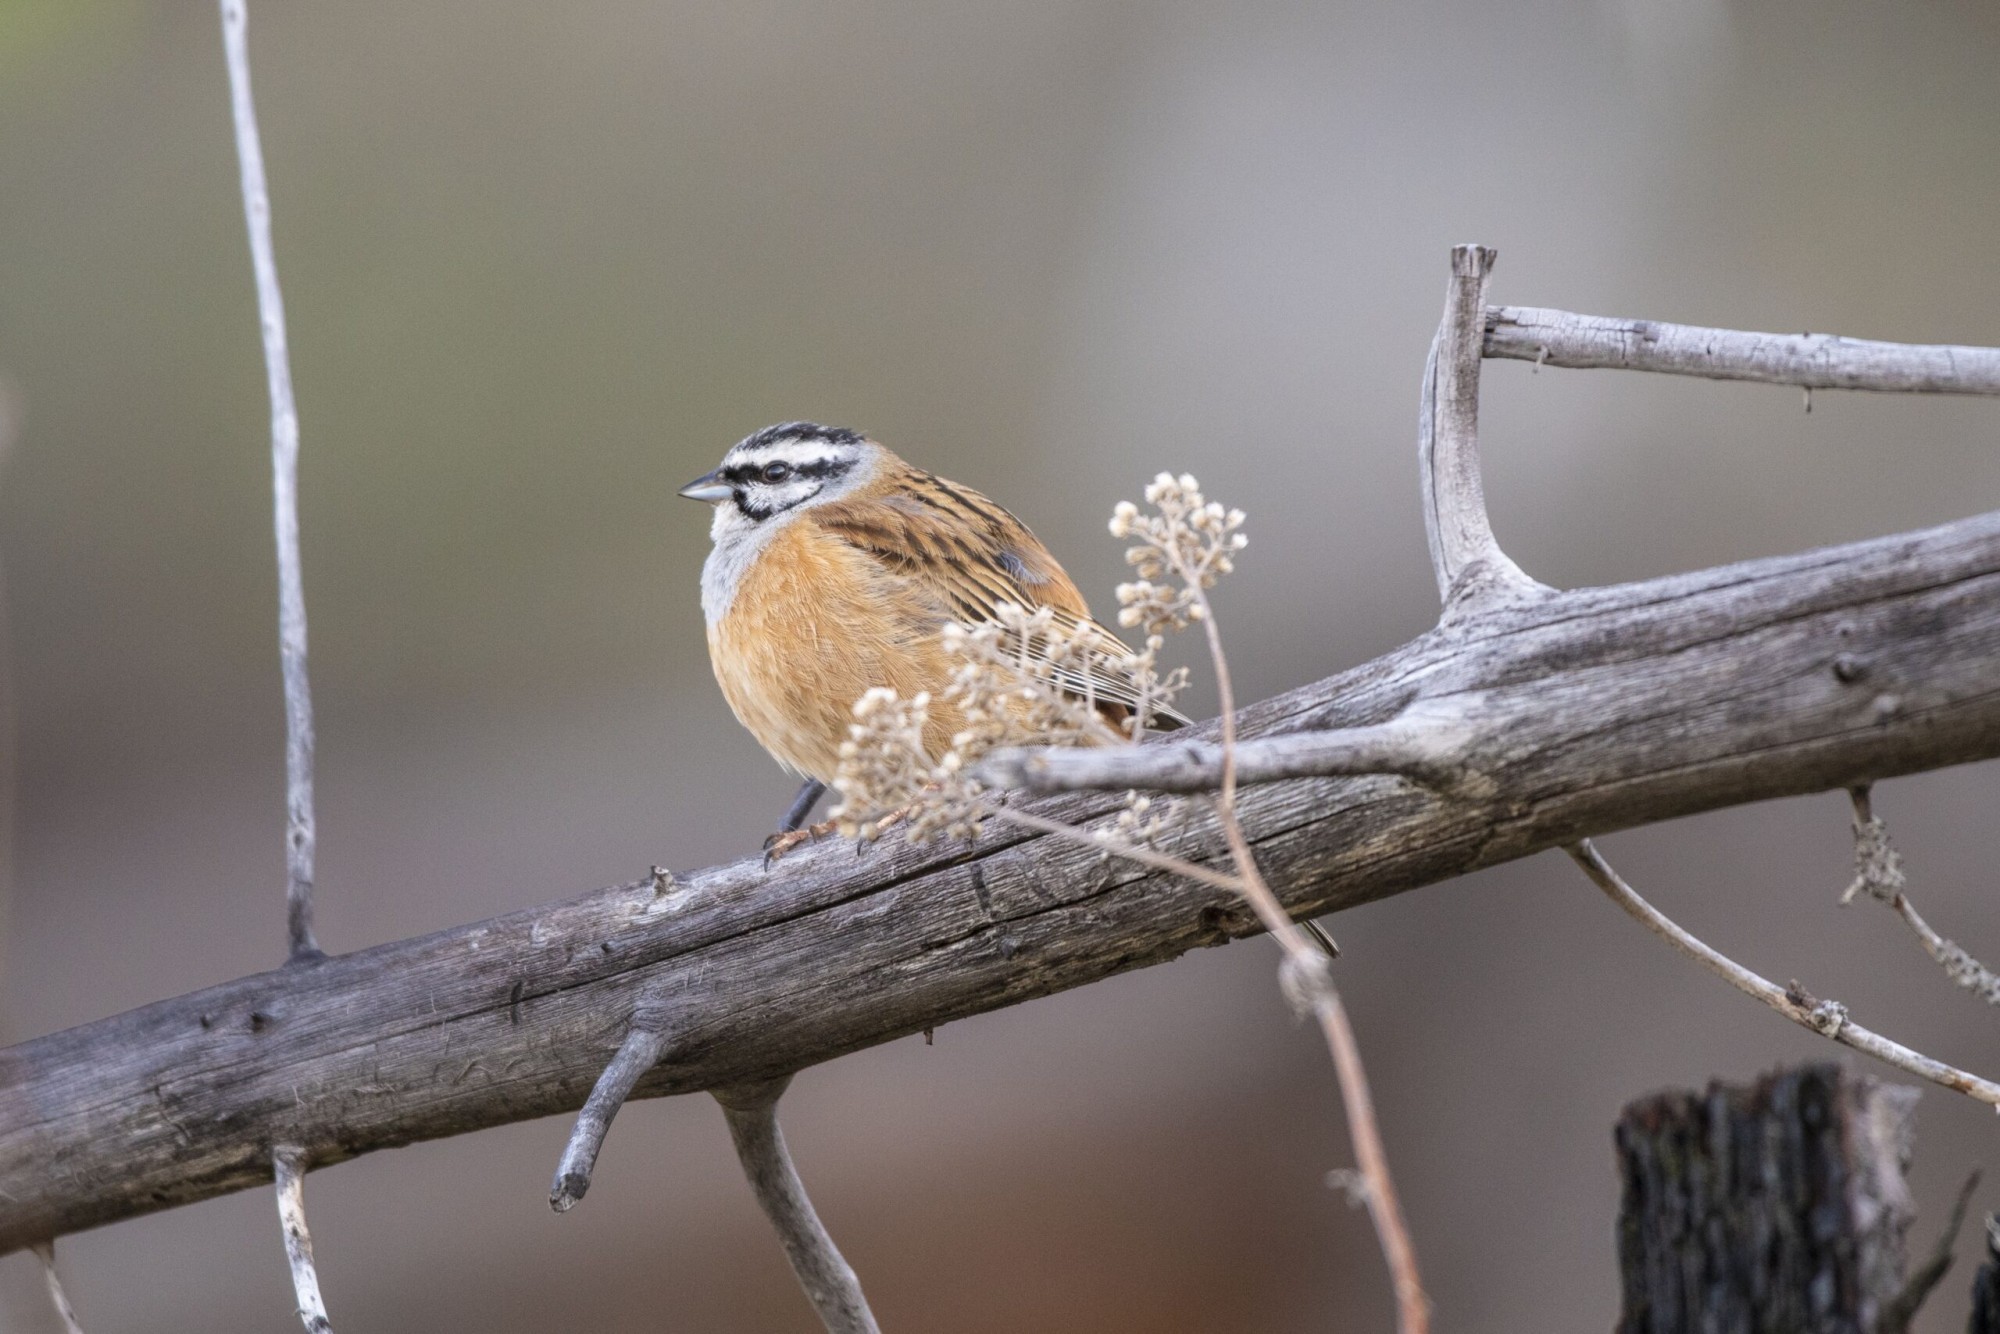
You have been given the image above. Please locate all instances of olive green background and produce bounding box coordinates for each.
[4,2,2000,1329]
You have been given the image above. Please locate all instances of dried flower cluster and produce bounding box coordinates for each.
[830,476,1244,845]
[1111,473,1247,634]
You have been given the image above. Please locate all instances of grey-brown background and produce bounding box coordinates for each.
[4,1,2000,1329]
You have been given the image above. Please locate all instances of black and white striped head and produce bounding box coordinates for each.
[679,422,874,525]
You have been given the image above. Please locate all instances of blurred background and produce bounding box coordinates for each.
[4,0,2000,1329]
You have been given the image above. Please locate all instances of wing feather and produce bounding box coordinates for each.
[818,470,1190,727]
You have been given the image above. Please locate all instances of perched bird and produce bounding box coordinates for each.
[680,421,1184,852]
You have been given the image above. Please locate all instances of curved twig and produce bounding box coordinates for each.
[273,1146,333,1334]
[550,1020,675,1211]
[1568,839,2000,1108]
[1419,245,1545,609]
[713,1080,880,1334]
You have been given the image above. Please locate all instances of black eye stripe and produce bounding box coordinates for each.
[723,457,849,485]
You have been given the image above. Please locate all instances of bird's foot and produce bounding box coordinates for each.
[854,804,910,853]
[763,817,839,869]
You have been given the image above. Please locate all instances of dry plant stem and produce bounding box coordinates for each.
[1420,244,1543,607]
[1178,569,1429,1334]
[549,1021,673,1211]
[1485,305,2000,395]
[1568,839,2000,1108]
[273,1146,332,1334]
[1843,787,2000,1007]
[714,1081,881,1334]
[220,0,320,962]
[31,1242,85,1334]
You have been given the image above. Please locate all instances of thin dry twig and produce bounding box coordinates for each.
[713,1080,880,1334]
[31,1242,86,1334]
[549,1020,674,1211]
[1568,839,2000,1108]
[273,1146,333,1334]
[1485,305,2000,395]
[219,0,320,962]
[1878,1169,1980,1333]
[1840,786,2000,1007]
[1170,545,1429,1334]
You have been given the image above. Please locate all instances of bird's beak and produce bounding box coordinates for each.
[678,470,733,504]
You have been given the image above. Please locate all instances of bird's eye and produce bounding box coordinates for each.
[761,462,793,484]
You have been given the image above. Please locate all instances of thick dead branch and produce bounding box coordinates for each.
[1569,840,2000,1107]
[219,0,321,963]
[7,502,2000,1249]
[980,705,1478,797]
[1419,244,1545,607]
[549,1019,674,1212]
[30,1242,85,1334]
[273,1146,332,1334]
[714,1080,880,1334]
[1486,305,2000,395]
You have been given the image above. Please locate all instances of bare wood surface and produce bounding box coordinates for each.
[1486,305,2000,395]
[714,1080,881,1334]
[6,501,2000,1249]
[1615,1064,1918,1334]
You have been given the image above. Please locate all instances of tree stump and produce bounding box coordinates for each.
[1615,1063,1919,1334]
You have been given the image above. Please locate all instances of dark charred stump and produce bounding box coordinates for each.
[1615,1064,1919,1334]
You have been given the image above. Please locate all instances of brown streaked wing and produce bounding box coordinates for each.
[817,472,1190,725]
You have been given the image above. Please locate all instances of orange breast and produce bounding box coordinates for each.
[708,520,962,783]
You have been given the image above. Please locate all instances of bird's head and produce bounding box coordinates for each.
[679,422,877,532]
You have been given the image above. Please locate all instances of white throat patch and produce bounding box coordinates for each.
[698,448,876,624]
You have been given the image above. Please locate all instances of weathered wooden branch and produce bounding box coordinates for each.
[1486,304,2000,395]
[1419,245,1546,607]
[9,248,2000,1304]
[548,1019,675,1212]
[1615,1064,1920,1334]
[980,706,1477,797]
[713,1080,881,1334]
[7,499,2000,1250]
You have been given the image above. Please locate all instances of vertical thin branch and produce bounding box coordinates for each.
[1418,244,1542,609]
[30,1242,86,1334]
[273,1147,333,1334]
[713,1081,882,1334]
[219,0,320,963]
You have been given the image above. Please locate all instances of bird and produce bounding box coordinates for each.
[680,421,1186,856]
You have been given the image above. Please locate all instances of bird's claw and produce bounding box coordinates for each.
[763,818,838,869]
